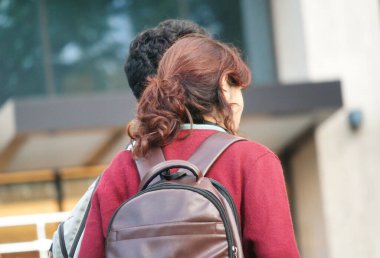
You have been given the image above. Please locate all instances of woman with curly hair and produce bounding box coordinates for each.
[78,35,300,258]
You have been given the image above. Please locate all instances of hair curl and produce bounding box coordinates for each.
[125,19,209,99]
[128,35,251,158]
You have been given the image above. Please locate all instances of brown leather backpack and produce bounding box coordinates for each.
[105,132,246,258]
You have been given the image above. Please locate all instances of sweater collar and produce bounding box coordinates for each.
[180,123,227,133]
[126,123,228,150]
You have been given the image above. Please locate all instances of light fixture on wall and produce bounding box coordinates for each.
[348,109,363,131]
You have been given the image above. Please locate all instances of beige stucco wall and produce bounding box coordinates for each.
[272,0,380,257]
[290,137,328,258]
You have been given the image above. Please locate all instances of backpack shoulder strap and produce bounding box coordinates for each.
[135,132,245,181]
[134,147,166,180]
[186,132,246,176]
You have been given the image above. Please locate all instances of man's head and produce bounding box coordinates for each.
[125,19,209,99]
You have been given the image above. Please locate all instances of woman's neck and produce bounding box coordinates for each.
[202,115,226,129]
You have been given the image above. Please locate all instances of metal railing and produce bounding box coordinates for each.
[0,212,69,258]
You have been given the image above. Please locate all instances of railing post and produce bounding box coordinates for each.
[36,221,48,258]
[0,212,69,256]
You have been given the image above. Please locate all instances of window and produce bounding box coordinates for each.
[0,0,277,105]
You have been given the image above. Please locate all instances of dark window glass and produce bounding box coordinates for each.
[240,0,277,84]
[0,0,276,105]
[0,1,45,103]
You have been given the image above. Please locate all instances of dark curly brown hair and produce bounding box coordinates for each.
[125,20,209,99]
[128,35,251,158]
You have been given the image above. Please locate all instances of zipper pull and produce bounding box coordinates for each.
[232,246,238,258]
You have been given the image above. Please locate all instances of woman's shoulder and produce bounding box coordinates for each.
[227,137,279,161]
[223,138,284,181]
[97,150,136,188]
[104,149,135,172]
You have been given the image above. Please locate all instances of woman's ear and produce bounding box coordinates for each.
[220,75,231,101]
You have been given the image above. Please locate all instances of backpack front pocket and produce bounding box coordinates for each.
[107,222,229,258]
[110,221,225,241]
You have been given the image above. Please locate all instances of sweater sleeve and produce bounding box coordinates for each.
[78,184,106,258]
[77,150,138,258]
[242,152,300,258]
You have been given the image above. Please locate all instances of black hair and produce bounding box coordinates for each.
[124,19,209,99]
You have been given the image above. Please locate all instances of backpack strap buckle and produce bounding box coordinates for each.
[160,170,187,181]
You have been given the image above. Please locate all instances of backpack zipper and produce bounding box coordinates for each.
[68,175,102,258]
[58,222,69,258]
[106,183,236,258]
[68,195,91,258]
[210,179,242,234]
[232,245,238,258]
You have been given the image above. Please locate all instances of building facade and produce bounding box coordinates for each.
[0,0,379,257]
[271,0,380,257]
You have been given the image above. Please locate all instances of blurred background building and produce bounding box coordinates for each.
[0,0,379,257]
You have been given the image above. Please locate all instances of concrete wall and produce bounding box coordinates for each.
[290,137,328,258]
[272,0,380,257]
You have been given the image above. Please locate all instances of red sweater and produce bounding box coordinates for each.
[78,128,300,258]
